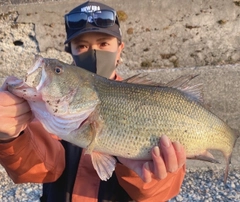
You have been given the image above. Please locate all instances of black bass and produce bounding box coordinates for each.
[7,56,239,182]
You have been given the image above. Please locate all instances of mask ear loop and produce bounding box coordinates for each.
[116,57,123,67]
[65,43,72,54]
[65,43,77,65]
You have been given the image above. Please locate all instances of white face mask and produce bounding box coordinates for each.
[72,49,118,78]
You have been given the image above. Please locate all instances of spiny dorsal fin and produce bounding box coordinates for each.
[123,74,203,103]
[123,73,165,86]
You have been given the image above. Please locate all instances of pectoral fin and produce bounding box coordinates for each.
[187,151,220,164]
[91,152,117,181]
[84,117,103,155]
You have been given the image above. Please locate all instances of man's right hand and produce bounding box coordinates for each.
[0,77,32,141]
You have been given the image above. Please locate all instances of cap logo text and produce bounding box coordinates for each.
[81,5,100,13]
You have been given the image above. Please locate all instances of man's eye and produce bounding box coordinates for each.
[77,45,87,49]
[100,42,108,47]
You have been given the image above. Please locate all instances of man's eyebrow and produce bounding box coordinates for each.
[96,37,114,42]
[72,37,114,43]
[73,39,88,43]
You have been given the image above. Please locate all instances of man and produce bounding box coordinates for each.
[0,1,186,201]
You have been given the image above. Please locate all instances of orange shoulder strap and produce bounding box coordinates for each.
[72,149,100,202]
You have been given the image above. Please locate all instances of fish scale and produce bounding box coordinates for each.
[92,77,236,161]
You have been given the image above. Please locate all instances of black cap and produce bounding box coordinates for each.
[64,1,122,44]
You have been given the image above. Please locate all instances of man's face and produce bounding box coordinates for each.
[71,32,123,55]
[70,32,124,79]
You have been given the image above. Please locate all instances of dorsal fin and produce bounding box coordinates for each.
[166,74,203,103]
[123,73,203,103]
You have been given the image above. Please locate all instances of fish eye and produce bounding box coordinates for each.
[54,66,63,74]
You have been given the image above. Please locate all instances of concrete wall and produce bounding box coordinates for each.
[1,0,240,76]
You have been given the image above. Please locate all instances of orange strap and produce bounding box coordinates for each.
[72,149,100,202]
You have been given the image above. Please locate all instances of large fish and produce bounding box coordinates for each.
[7,56,239,182]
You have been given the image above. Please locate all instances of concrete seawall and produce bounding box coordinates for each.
[1,0,240,69]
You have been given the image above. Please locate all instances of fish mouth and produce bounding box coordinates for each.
[25,55,46,90]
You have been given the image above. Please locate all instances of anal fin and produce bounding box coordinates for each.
[187,151,220,164]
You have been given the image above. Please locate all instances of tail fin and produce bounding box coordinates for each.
[224,128,239,184]
[224,154,231,184]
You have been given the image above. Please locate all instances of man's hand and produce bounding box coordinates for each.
[117,135,186,183]
[0,77,32,141]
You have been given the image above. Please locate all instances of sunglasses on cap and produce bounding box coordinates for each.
[65,9,119,29]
